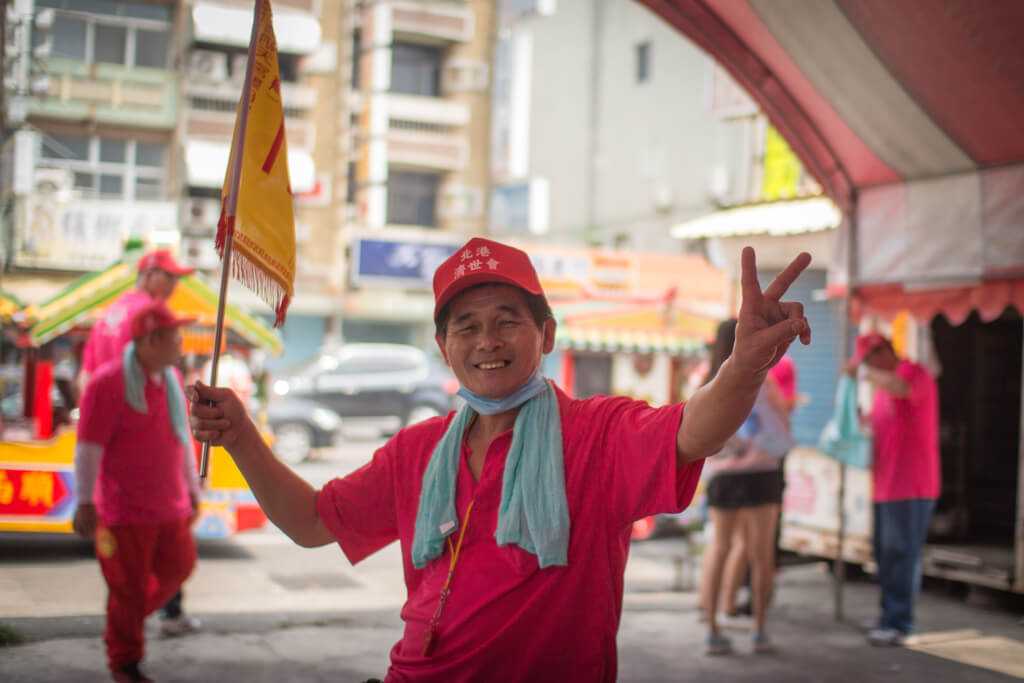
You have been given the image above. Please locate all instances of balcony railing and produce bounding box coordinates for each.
[26,59,177,129]
[384,93,470,127]
[386,129,468,171]
[389,1,475,43]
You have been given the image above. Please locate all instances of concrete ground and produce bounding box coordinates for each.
[3,553,1023,683]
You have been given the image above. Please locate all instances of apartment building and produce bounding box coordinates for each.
[1,0,184,301]
[343,0,494,346]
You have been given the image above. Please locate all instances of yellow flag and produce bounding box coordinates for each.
[217,0,295,326]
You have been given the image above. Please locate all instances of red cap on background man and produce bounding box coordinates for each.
[130,299,197,339]
[432,237,545,322]
[137,249,194,276]
[849,331,890,365]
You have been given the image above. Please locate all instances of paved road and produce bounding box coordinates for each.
[3,438,1024,681]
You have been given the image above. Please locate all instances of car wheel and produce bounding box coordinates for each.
[406,404,443,427]
[273,422,313,465]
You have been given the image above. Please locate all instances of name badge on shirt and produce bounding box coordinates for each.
[440,520,455,534]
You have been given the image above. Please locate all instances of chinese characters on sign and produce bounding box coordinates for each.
[0,469,68,516]
[352,238,460,290]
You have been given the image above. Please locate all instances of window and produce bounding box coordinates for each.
[391,43,443,97]
[38,133,166,200]
[636,42,652,83]
[387,170,439,227]
[351,29,362,89]
[38,0,171,68]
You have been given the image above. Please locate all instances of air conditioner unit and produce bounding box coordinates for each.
[186,198,221,227]
[33,167,72,195]
[230,54,249,83]
[180,236,222,271]
[189,50,228,85]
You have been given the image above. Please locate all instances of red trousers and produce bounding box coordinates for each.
[95,516,197,670]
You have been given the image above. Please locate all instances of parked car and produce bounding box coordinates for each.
[272,343,461,437]
[263,395,343,465]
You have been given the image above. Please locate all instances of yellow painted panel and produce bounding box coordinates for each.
[208,446,249,489]
[0,430,76,466]
[0,518,73,533]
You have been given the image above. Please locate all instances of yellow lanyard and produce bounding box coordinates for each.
[424,499,475,656]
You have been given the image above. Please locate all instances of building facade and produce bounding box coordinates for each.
[343,0,495,347]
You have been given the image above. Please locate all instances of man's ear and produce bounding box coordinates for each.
[541,317,556,354]
[435,333,451,367]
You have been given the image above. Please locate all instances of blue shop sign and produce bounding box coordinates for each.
[352,238,459,290]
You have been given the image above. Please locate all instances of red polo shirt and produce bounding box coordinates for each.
[81,290,153,374]
[77,359,192,526]
[317,385,701,682]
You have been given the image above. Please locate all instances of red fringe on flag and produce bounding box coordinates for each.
[217,200,290,327]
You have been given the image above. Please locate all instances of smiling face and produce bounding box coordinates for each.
[436,284,555,400]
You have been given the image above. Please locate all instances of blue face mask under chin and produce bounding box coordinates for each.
[456,369,549,415]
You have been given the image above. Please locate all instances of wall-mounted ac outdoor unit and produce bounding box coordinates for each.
[33,167,73,196]
[189,50,228,85]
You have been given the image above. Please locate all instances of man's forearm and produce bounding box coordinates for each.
[227,429,333,547]
[676,358,762,464]
[862,367,909,397]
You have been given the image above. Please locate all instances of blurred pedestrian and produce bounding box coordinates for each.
[77,249,202,638]
[72,301,200,683]
[699,319,791,655]
[844,332,939,646]
[189,239,811,680]
[720,353,798,618]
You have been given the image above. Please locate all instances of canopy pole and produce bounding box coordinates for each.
[200,0,262,479]
[834,192,858,620]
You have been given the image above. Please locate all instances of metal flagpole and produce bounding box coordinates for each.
[200,0,263,478]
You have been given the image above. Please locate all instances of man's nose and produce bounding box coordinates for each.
[476,325,504,350]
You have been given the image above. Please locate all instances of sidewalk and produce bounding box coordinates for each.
[3,560,1023,682]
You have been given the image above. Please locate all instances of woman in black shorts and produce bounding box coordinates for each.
[699,319,787,655]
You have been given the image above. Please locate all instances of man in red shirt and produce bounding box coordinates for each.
[845,332,939,646]
[78,249,201,638]
[189,238,813,681]
[79,249,194,392]
[73,301,200,683]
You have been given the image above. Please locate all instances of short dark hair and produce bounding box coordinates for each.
[435,284,552,338]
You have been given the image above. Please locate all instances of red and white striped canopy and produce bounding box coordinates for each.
[640,0,1024,321]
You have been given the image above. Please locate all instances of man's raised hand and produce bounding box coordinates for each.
[734,247,812,377]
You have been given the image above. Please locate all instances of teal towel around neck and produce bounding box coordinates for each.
[123,342,193,450]
[411,379,570,570]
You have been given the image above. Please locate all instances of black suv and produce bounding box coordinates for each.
[272,343,461,437]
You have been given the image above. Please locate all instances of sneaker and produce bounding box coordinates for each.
[719,611,754,630]
[111,661,154,683]
[858,617,882,632]
[704,632,733,655]
[751,631,776,654]
[159,613,201,637]
[867,627,906,646]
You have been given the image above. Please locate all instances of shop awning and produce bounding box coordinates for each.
[0,288,24,321]
[25,262,282,354]
[671,196,840,239]
[639,0,1024,320]
[552,297,717,355]
[185,140,315,194]
[191,2,321,54]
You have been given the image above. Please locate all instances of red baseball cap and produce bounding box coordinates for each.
[850,331,890,365]
[130,299,197,339]
[137,249,194,276]
[433,237,545,322]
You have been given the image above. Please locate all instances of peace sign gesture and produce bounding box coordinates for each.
[734,247,812,377]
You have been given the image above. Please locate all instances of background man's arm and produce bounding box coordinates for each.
[861,367,909,397]
[188,383,334,548]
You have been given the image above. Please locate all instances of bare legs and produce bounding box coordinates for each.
[701,504,779,635]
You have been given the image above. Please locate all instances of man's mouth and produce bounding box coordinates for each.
[475,360,510,370]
